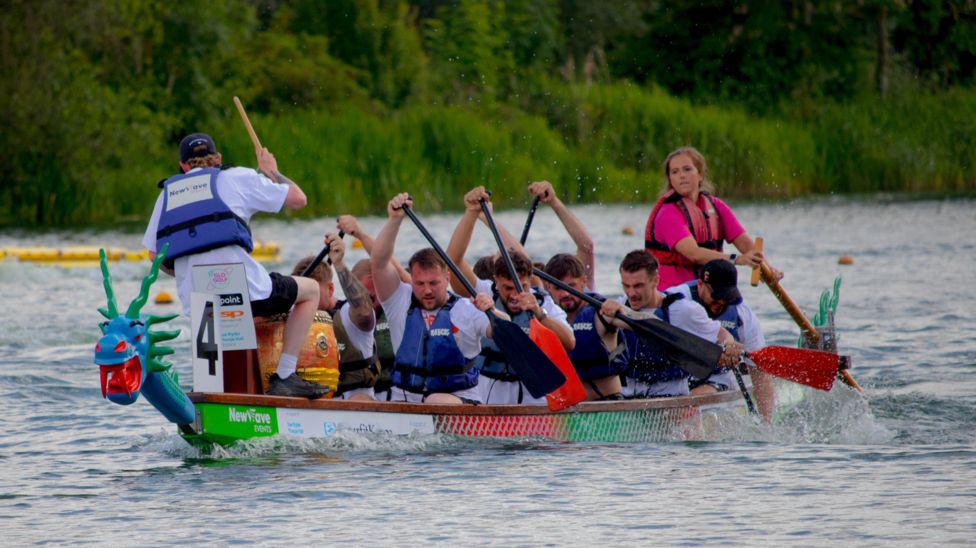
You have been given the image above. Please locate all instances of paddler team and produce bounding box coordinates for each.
[145,133,777,406]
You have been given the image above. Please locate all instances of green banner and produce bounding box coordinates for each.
[200,404,278,444]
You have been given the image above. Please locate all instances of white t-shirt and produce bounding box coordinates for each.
[659,285,722,342]
[336,301,376,357]
[142,166,288,316]
[474,278,571,332]
[380,282,490,358]
[732,303,765,352]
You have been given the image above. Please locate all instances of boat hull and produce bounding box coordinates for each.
[180,386,800,447]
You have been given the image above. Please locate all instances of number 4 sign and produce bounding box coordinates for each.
[191,292,224,392]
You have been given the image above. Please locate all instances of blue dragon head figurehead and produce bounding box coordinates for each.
[94,245,180,406]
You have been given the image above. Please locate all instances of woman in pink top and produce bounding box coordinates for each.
[644,146,777,290]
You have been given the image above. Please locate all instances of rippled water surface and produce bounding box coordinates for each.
[2,197,974,545]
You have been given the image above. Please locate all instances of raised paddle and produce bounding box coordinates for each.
[532,267,718,379]
[398,204,573,407]
[519,195,542,245]
[758,261,861,392]
[478,198,586,411]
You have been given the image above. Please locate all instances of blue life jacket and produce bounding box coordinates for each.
[473,289,542,381]
[392,294,478,394]
[568,297,629,381]
[155,167,253,269]
[622,294,688,384]
[685,281,743,341]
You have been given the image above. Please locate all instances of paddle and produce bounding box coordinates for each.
[731,362,757,415]
[757,261,860,392]
[532,267,718,379]
[299,231,345,277]
[519,195,542,245]
[398,205,572,406]
[233,96,262,149]
[478,199,585,411]
[750,237,763,287]
[534,267,839,390]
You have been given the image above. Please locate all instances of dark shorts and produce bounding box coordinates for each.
[250,272,298,317]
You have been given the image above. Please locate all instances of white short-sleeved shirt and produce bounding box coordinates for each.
[660,285,722,342]
[732,302,765,352]
[336,302,376,357]
[474,278,571,332]
[380,282,490,358]
[143,166,288,317]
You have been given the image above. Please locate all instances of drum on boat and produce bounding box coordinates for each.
[254,311,339,396]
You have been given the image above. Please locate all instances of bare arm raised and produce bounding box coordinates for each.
[337,214,411,283]
[446,186,491,297]
[528,180,595,290]
[370,193,412,303]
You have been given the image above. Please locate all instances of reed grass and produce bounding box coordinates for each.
[4,82,973,228]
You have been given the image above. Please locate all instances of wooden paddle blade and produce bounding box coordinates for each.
[490,316,566,399]
[748,345,838,391]
[626,317,721,379]
[528,319,585,411]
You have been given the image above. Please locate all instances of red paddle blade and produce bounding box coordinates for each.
[748,346,838,391]
[528,319,585,411]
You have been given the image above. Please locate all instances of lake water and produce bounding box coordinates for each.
[1,197,974,545]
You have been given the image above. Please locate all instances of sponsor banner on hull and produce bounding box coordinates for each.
[201,404,279,440]
[276,408,437,438]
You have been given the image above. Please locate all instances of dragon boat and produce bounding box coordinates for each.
[92,248,836,449]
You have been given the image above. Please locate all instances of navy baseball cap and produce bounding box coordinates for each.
[699,259,741,302]
[179,133,217,162]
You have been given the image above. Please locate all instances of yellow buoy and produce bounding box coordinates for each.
[154,290,174,304]
[838,255,854,265]
[621,226,635,235]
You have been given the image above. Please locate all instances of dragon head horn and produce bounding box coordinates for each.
[99,249,119,318]
[126,244,168,319]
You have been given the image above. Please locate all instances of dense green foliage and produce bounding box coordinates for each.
[1,0,974,227]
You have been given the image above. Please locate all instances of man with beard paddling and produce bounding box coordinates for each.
[371,193,498,404]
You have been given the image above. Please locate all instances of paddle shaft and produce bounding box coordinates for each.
[750,237,763,287]
[519,196,542,245]
[732,364,757,415]
[299,231,345,277]
[481,200,525,293]
[233,96,262,150]
[401,206,478,297]
[760,263,819,343]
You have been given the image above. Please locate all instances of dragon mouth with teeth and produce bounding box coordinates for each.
[95,335,143,405]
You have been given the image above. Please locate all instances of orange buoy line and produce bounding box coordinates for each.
[0,241,280,266]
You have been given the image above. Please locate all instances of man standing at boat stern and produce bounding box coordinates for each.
[370,193,498,404]
[600,251,742,398]
[143,132,329,398]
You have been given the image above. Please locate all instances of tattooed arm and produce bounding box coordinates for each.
[328,232,376,332]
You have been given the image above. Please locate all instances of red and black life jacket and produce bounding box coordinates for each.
[644,190,723,269]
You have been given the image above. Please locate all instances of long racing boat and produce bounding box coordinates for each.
[92,248,830,449]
